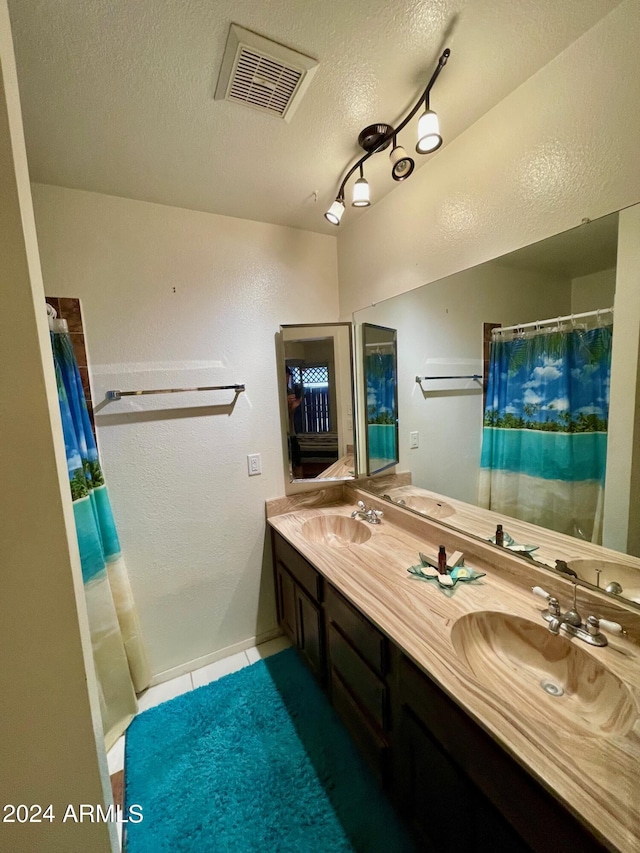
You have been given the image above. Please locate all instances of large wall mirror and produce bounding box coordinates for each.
[278,323,356,483]
[354,205,640,607]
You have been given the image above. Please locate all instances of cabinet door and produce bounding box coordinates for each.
[276,563,296,645]
[398,703,474,851]
[296,586,324,682]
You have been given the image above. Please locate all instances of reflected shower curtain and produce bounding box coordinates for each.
[366,352,397,465]
[479,324,612,543]
[51,327,151,748]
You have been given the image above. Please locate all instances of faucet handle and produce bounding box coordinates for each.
[532,586,551,601]
[598,618,623,635]
[371,508,383,518]
[531,586,560,617]
[357,500,366,510]
[586,615,623,639]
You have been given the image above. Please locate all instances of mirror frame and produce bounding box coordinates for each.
[362,323,399,476]
[278,322,358,485]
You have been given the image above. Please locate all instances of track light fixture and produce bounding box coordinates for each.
[324,48,450,225]
[389,136,414,181]
[325,197,345,225]
[352,164,371,207]
[416,96,442,154]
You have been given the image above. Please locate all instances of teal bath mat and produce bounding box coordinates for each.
[125,648,415,852]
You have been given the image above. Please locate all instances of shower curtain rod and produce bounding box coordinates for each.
[492,306,614,336]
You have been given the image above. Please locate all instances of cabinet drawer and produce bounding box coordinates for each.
[330,668,388,784]
[273,531,322,604]
[326,584,387,676]
[328,623,388,731]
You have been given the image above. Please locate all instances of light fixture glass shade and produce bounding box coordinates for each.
[389,145,415,181]
[324,198,345,225]
[352,176,370,207]
[416,109,442,154]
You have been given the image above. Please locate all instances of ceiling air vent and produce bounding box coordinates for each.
[215,25,318,122]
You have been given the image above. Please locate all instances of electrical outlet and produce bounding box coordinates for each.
[247,453,262,476]
[410,431,419,449]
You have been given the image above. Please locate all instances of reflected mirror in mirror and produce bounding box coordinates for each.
[279,324,356,483]
[362,323,399,475]
[354,207,640,606]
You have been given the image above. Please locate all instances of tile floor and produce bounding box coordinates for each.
[107,635,291,776]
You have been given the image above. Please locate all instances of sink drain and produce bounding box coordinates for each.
[540,679,564,697]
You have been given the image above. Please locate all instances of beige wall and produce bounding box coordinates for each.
[604,204,640,553]
[0,4,114,850]
[571,268,616,314]
[338,0,640,319]
[32,183,339,680]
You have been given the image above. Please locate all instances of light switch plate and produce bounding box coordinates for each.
[247,453,262,476]
[410,431,419,449]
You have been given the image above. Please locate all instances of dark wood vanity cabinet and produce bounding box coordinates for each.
[395,655,607,852]
[272,531,325,682]
[270,529,607,853]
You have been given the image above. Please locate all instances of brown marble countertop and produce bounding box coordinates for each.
[267,489,640,853]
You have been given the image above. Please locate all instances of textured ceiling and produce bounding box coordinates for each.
[8,0,622,234]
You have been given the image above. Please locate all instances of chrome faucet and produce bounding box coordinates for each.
[532,585,623,647]
[351,500,383,524]
[382,494,406,506]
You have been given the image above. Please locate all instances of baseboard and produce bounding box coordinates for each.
[148,626,284,686]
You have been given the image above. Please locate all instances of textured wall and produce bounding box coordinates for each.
[32,184,339,679]
[338,0,640,318]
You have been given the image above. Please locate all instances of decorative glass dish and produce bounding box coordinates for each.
[487,530,539,554]
[407,555,486,594]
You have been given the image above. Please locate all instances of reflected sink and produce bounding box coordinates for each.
[300,515,372,547]
[451,611,636,737]
[386,490,455,519]
[567,559,640,603]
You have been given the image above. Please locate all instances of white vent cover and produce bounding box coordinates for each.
[215,25,318,122]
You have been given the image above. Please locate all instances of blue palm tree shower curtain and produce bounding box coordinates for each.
[50,319,150,748]
[479,324,612,543]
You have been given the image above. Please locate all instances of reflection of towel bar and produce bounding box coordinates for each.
[106,384,245,401]
[416,374,482,382]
